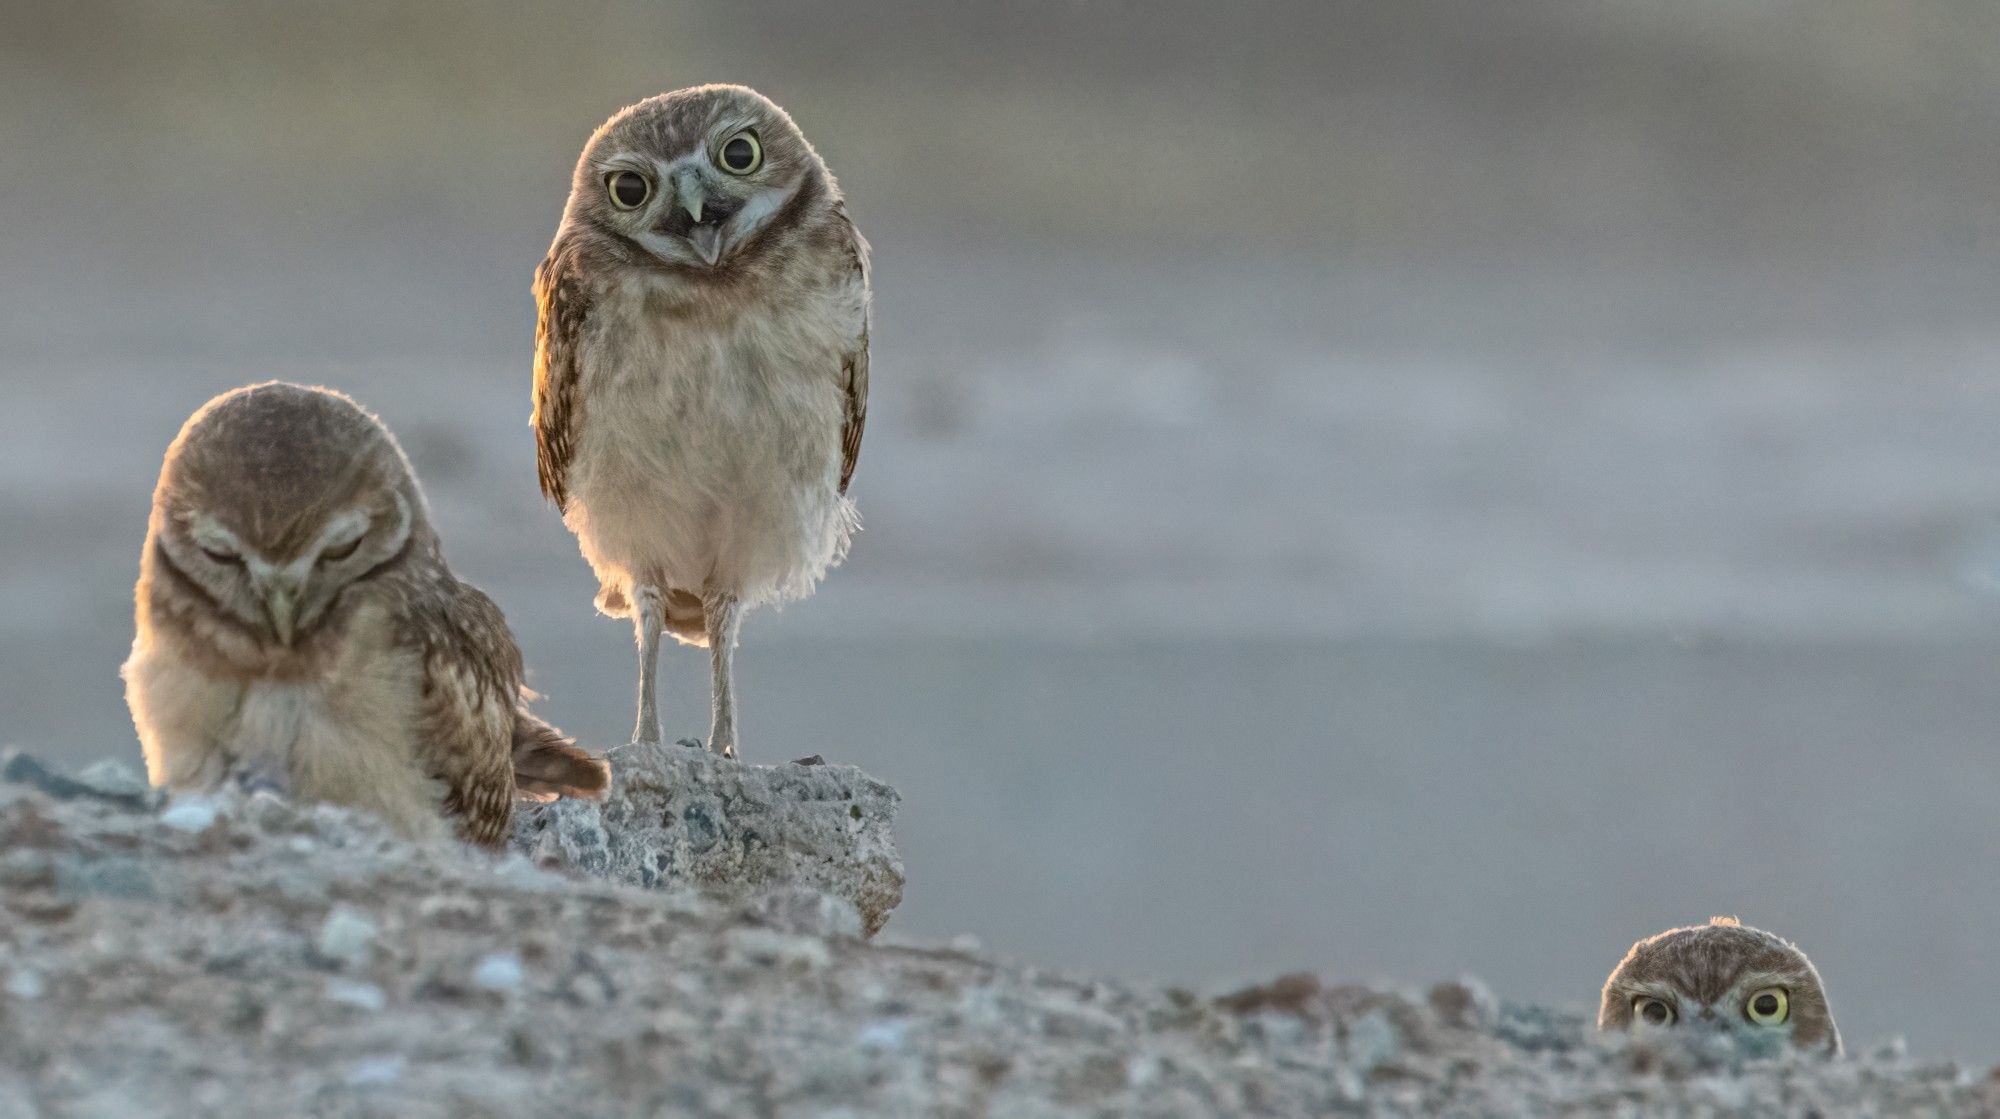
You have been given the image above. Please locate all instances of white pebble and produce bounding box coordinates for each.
[325,978,387,1012]
[6,969,46,1001]
[159,796,220,833]
[343,1055,405,1088]
[857,1019,908,1052]
[315,905,379,968]
[472,951,525,993]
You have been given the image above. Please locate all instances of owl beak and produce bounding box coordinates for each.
[263,585,298,646]
[673,168,706,225]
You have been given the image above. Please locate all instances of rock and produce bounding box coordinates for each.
[745,887,866,940]
[1427,976,1499,1031]
[324,978,387,1012]
[0,753,1993,1116]
[342,1055,406,1089]
[0,849,54,889]
[159,795,222,833]
[511,741,904,936]
[55,856,158,902]
[6,969,47,1001]
[314,904,379,969]
[471,952,525,993]
[75,759,161,807]
[2,747,152,810]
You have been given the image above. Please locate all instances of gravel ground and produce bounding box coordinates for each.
[0,761,1993,1118]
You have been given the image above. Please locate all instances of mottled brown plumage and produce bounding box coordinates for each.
[1599,917,1840,1055]
[123,382,607,845]
[531,84,872,757]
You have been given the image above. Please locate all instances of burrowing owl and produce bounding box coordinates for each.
[122,382,608,845]
[532,84,869,758]
[1598,917,1841,1055]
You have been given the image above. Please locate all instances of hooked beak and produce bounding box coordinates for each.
[263,584,298,646]
[673,168,706,225]
[669,168,726,265]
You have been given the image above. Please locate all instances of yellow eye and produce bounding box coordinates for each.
[717,129,762,175]
[1744,987,1788,1025]
[1632,996,1675,1026]
[605,170,651,211]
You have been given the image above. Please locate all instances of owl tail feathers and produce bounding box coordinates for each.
[511,709,611,802]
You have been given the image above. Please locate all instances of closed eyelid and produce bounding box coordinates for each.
[315,512,369,550]
[185,516,242,553]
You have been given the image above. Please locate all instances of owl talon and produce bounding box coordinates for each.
[226,759,289,798]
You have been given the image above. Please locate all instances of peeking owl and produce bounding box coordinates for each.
[1598,917,1840,1055]
[122,382,607,845]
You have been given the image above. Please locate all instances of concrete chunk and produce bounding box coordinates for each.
[511,742,904,936]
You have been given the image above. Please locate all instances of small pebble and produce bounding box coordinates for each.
[858,1019,909,1052]
[472,951,525,993]
[314,904,379,968]
[0,849,54,889]
[76,760,152,801]
[6,969,47,1001]
[325,978,387,1012]
[159,796,220,833]
[57,857,158,902]
[343,1055,405,1088]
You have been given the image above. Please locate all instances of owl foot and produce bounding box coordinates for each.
[675,736,735,759]
[226,758,289,798]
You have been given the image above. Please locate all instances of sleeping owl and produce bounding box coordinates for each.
[123,382,607,844]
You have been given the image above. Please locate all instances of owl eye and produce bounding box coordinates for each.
[605,170,651,211]
[319,536,362,563]
[199,544,240,565]
[1744,987,1788,1025]
[717,130,762,175]
[1633,996,1675,1026]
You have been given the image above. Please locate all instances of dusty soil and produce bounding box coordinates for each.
[0,757,1994,1118]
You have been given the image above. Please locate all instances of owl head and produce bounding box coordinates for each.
[146,382,429,650]
[562,84,840,271]
[1598,917,1840,1056]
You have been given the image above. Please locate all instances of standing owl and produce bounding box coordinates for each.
[1598,917,1841,1055]
[532,84,870,758]
[122,382,608,845]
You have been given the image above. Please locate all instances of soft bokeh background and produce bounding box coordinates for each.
[7,0,2000,1057]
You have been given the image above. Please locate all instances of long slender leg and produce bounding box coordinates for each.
[702,593,742,758]
[631,583,664,745]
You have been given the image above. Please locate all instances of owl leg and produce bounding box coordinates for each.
[702,592,742,758]
[630,583,665,745]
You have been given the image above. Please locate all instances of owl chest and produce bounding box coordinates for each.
[569,292,845,494]
[205,605,427,778]
[223,671,417,765]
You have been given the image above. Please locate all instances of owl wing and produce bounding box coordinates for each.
[836,215,871,496]
[532,252,590,511]
[407,581,526,847]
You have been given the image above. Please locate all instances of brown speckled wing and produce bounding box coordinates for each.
[532,252,590,511]
[837,218,870,496]
[409,581,522,846]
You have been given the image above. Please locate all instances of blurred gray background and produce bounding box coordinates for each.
[6,0,2000,1058]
